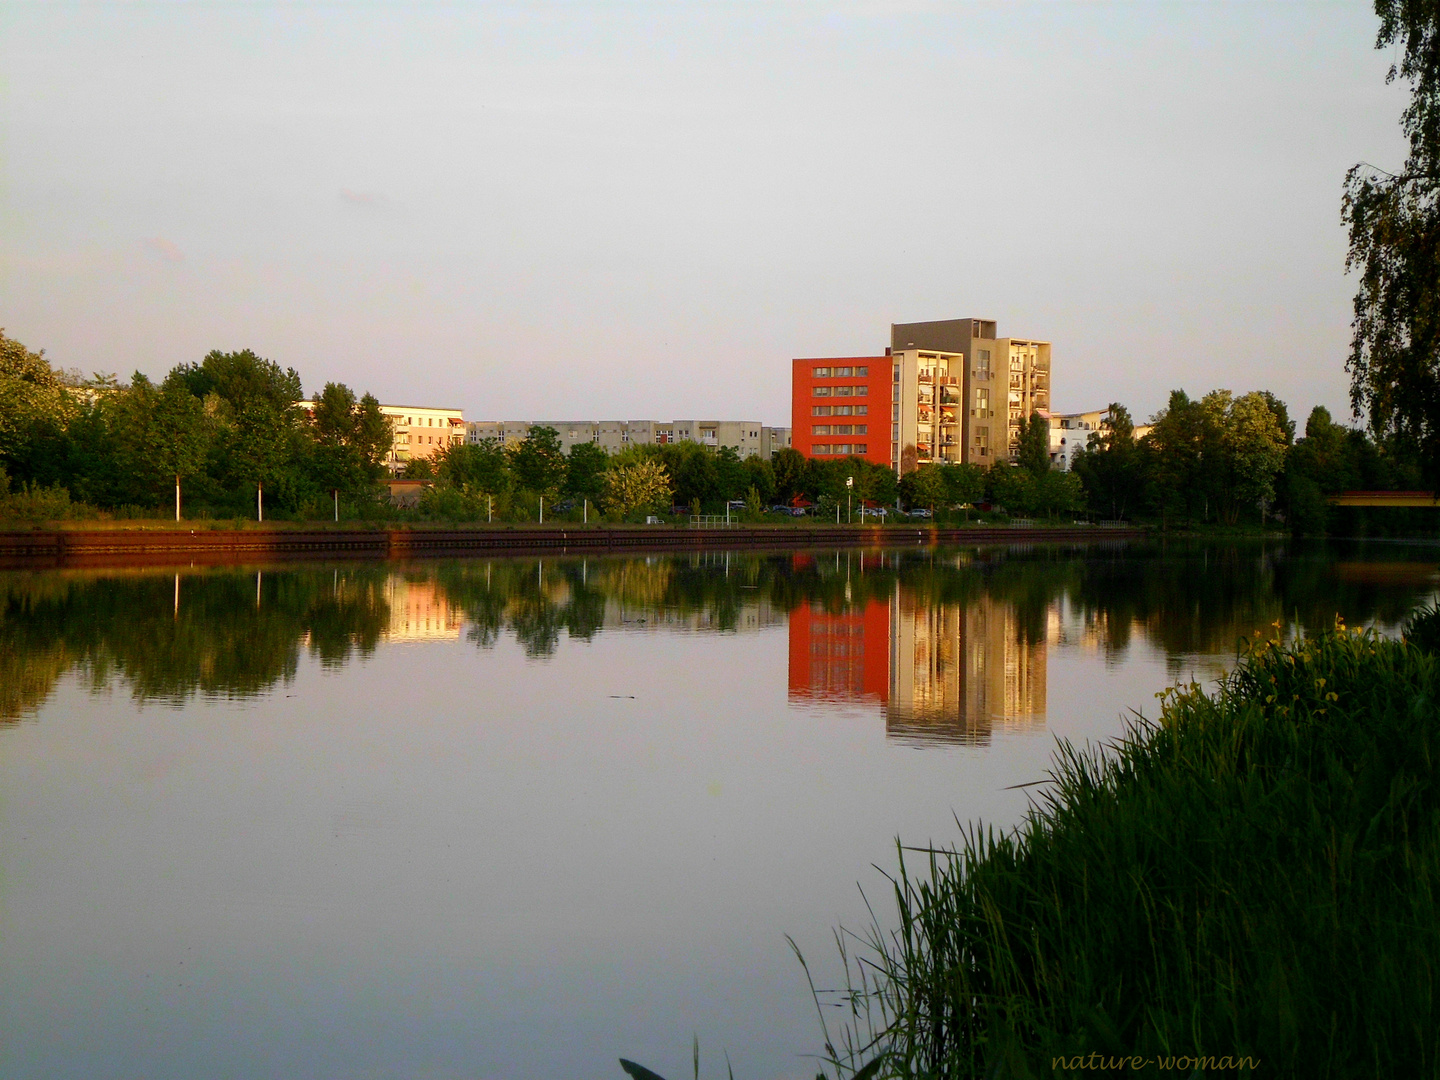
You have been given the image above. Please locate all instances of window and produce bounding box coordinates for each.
[979,349,991,361]
[854,424,867,435]
[855,443,868,454]
[813,366,831,377]
[813,425,831,435]
[813,386,832,397]
[834,386,852,397]
[856,365,869,376]
[812,405,832,416]
[833,444,852,455]
[813,444,830,455]
[893,364,901,381]
[856,405,867,415]
[835,405,853,416]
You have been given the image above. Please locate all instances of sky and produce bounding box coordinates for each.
[0,0,1413,428]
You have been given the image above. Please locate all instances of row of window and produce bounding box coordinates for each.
[812,405,868,416]
[812,443,868,455]
[813,385,867,397]
[812,424,866,436]
[812,365,869,377]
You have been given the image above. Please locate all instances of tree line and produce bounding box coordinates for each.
[2,328,1432,532]
[2,331,390,520]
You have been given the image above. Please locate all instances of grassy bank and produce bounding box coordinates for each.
[811,613,1440,1078]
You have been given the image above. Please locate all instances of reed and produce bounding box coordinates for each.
[814,619,1440,1077]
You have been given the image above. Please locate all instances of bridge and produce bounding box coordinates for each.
[1326,491,1439,507]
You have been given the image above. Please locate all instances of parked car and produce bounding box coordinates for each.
[907,507,933,519]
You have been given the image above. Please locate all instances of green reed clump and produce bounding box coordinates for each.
[1406,602,1440,655]
[817,621,1440,1078]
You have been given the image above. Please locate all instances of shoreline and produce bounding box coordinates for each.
[0,522,1144,569]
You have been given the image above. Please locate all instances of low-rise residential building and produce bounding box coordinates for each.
[465,419,791,459]
[1049,409,1108,471]
[299,401,464,472]
[382,405,465,470]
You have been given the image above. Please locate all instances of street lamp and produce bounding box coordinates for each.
[846,475,854,524]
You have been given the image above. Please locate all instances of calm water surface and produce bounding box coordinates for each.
[2,541,1436,1080]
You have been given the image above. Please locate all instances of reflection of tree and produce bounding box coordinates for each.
[0,567,390,722]
[4,542,1433,723]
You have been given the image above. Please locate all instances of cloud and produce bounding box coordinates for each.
[141,236,184,263]
[340,188,385,207]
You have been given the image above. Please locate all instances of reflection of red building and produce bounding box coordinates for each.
[787,600,890,705]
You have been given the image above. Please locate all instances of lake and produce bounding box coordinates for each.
[1,540,1436,1080]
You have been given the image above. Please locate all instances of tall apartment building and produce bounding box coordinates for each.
[891,319,1050,469]
[791,318,1050,473]
[789,358,890,467]
[465,419,792,459]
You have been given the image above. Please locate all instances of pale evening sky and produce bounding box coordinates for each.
[0,1,1410,429]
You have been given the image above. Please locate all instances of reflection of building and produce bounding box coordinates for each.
[886,591,1046,745]
[787,600,890,704]
[386,578,463,642]
[787,581,1048,745]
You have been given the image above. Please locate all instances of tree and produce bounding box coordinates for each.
[714,446,748,502]
[900,463,947,512]
[771,448,807,503]
[435,439,511,494]
[1017,411,1051,477]
[941,462,986,507]
[1343,1,1440,482]
[602,459,671,518]
[564,442,609,501]
[509,426,566,494]
[1071,403,1141,520]
[0,330,79,473]
[741,454,776,505]
[307,382,391,509]
[153,375,211,519]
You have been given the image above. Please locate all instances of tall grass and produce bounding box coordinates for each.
[814,621,1440,1077]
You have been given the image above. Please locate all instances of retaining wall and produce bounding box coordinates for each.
[0,524,1144,569]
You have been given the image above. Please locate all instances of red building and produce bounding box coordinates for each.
[791,357,893,468]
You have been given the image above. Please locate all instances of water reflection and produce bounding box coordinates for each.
[2,542,1436,740]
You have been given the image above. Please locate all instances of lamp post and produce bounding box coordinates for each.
[846,475,854,524]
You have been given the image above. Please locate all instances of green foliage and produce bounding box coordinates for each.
[1344,1,1440,482]
[940,463,985,507]
[565,441,610,499]
[899,464,946,511]
[822,624,1440,1077]
[509,425,567,494]
[772,447,807,502]
[1069,404,1140,520]
[742,454,776,504]
[602,459,672,518]
[1016,410,1050,477]
[435,439,512,494]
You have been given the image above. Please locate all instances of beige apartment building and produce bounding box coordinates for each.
[890,319,1051,468]
[466,419,792,459]
[298,400,464,472]
[381,405,465,470]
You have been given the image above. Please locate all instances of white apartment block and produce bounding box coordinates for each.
[466,419,792,459]
[1049,409,1107,471]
